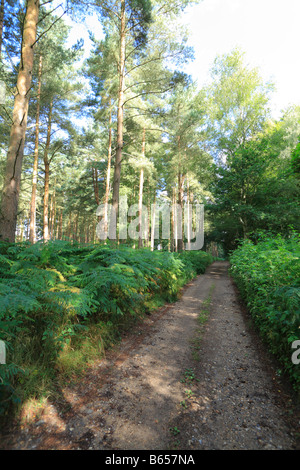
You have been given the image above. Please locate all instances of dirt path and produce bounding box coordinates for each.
[1,261,299,450]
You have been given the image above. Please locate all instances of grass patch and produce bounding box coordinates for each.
[190,283,215,361]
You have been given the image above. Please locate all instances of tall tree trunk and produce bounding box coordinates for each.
[43,100,53,242]
[104,103,112,239]
[0,0,4,60]
[186,175,191,251]
[92,167,100,205]
[58,208,62,240]
[151,191,156,251]
[138,168,144,248]
[111,0,126,238]
[146,179,150,248]
[85,222,89,243]
[25,209,30,240]
[50,183,56,239]
[92,218,96,244]
[172,186,177,252]
[138,128,146,249]
[29,54,42,243]
[67,213,72,240]
[43,161,50,241]
[0,0,40,242]
[73,212,79,242]
[177,136,184,252]
[177,171,185,252]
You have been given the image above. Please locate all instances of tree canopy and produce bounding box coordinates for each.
[0,0,297,253]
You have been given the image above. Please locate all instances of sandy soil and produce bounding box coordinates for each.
[1,261,299,450]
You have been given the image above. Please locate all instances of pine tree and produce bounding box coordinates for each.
[0,0,40,242]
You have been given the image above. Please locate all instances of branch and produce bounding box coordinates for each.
[125,54,163,77]
[11,138,23,181]
[124,78,169,93]
[125,42,142,62]
[49,143,64,163]
[125,18,146,34]
[123,86,174,106]
[31,9,68,48]
[97,0,121,22]
[0,109,13,124]
[124,47,185,78]
[126,106,164,115]
[2,43,19,74]
[37,3,63,25]
[40,1,56,6]
[155,2,183,17]
[142,127,163,133]
[0,106,13,124]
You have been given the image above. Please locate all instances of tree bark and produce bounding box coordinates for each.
[67,213,72,240]
[0,0,4,60]
[104,102,112,239]
[177,136,184,252]
[111,0,126,238]
[73,212,79,242]
[92,167,100,205]
[186,175,191,251]
[146,180,150,248]
[58,208,62,240]
[172,186,177,252]
[29,54,43,243]
[50,183,56,238]
[151,191,156,251]
[0,0,40,242]
[138,128,146,249]
[43,100,53,242]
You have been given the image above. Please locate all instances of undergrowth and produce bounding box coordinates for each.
[0,241,213,423]
[229,233,300,393]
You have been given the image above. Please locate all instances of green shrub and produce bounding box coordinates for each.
[229,233,300,391]
[0,241,213,419]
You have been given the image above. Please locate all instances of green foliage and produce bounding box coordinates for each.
[291,140,300,177]
[207,124,300,254]
[205,47,274,158]
[229,233,300,391]
[0,241,212,418]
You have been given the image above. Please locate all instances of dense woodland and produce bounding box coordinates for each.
[0,0,299,421]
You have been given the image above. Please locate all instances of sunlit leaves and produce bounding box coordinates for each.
[230,234,300,390]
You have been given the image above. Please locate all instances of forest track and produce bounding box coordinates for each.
[1,261,299,450]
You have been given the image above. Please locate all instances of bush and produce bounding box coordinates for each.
[229,233,300,392]
[0,241,213,419]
